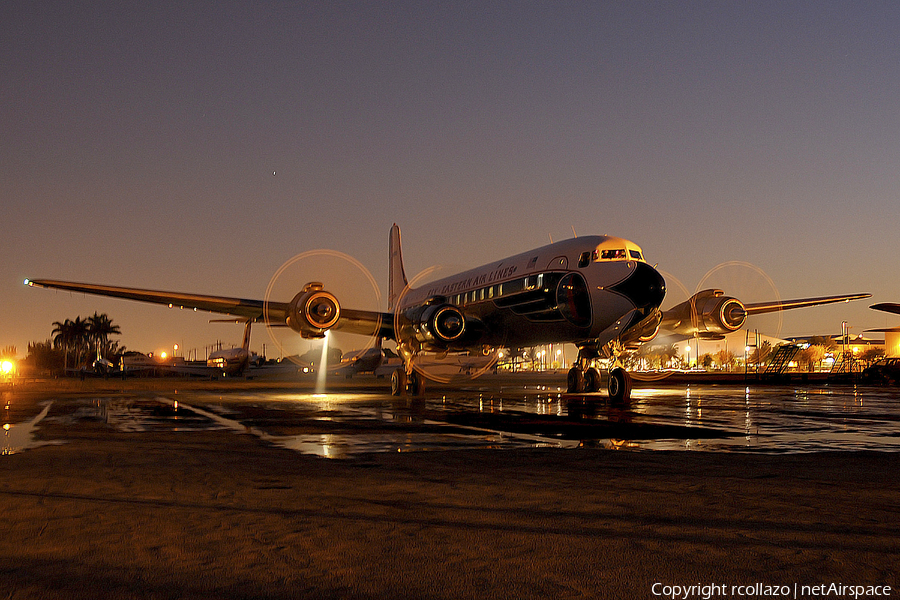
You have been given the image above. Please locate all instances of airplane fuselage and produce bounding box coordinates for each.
[397,236,666,350]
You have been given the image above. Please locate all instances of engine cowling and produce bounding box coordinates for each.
[286,282,341,338]
[620,308,663,347]
[398,298,483,350]
[660,289,747,339]
[697,293,746,336]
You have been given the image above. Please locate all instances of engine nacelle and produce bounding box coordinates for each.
[660,289,747,338]
[620,308,663,347]
[286,282,341,339]
[398,298,483,350]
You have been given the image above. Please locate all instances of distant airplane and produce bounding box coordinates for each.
[25,224,869,400]
[205,320,255,376]
[870,303,900,316]
[865,303,900,340]
[334,343,398,378]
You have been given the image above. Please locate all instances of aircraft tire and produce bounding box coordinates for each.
[584,367,602,393]
[408,370,426,396]
[608,368,632,403]
[391,369,407,396]
[567,367,585,393]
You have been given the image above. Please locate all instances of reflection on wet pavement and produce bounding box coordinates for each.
[4,382,900,457]
[2,401,58,455]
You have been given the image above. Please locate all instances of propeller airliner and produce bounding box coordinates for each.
[25,224,869,400]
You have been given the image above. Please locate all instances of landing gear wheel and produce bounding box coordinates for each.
[391,369,407,396]
[567,367,585,393]
[408,370,425,396]
[608,367,632,403]
[584,367,602,393]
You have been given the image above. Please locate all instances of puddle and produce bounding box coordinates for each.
[2,402,60,455]
[5,384,900,457]
[180,402,579,458]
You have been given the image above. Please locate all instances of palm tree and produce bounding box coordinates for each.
[52,319,75,371]
[88,312,122,360]
[70,317,90,368]
[52,317,91,371]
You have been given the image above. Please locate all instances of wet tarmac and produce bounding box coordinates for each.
[4,377,899,457]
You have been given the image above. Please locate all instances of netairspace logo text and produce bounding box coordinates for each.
[651,583,893,600]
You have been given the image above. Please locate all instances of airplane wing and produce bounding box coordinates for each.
[657,291,871,340]
[742,293,872,315]
[24,279,393,339]
[871,303,900,316]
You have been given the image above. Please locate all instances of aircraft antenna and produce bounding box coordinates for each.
[571,226,577,238]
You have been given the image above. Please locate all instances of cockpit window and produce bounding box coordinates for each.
[600,249,627,260]
[629,250,643,260]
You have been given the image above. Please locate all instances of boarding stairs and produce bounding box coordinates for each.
[830,351,860,376]
[762,344,800,380]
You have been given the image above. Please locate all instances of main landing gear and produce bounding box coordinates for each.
[566,351,632,403]
[391,368,425,396]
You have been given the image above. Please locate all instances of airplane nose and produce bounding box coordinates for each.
[609,262,667,311]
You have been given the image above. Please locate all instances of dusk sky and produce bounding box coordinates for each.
[3,1,899,358]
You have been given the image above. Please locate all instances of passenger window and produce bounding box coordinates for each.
[578,252,591,268]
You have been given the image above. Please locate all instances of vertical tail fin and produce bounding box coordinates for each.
[388,223,408,311]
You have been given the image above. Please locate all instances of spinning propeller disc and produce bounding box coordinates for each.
[395,265,503,384]
[696,261,783,339]
[264,250,382,367]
